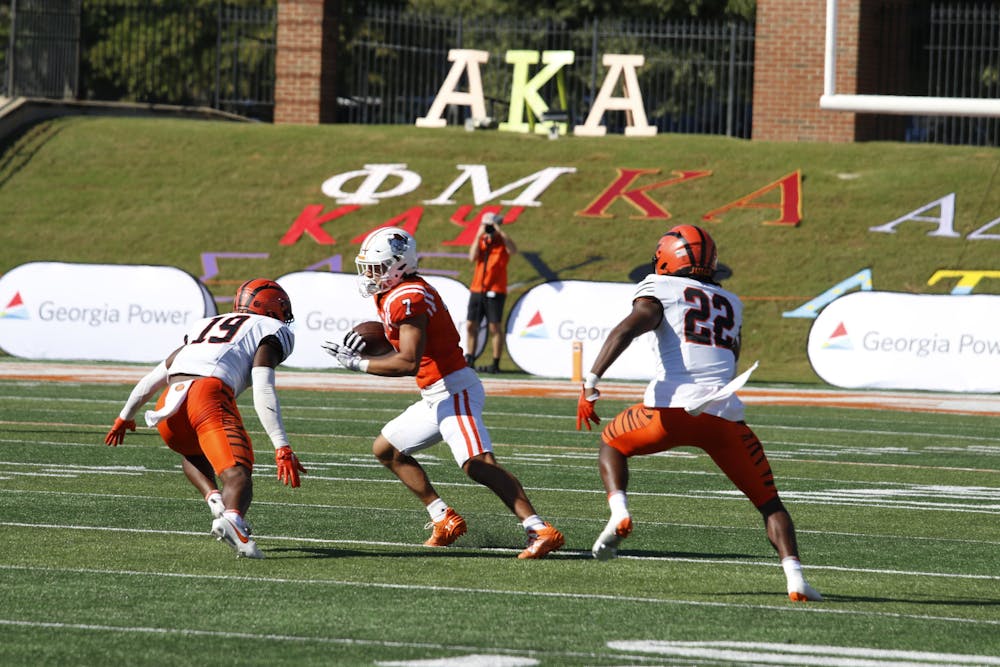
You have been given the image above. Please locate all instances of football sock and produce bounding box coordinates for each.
[426,498,448,522]
[521,514,546,532]
[464,354,475,366]
[608,490,629,521]
[223,509,249,532]
[782,556,806,588]
[205,490,224,516]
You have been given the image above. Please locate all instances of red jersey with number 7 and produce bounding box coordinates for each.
[375,276,467,388]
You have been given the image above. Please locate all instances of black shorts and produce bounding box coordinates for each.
[466,291,506,324]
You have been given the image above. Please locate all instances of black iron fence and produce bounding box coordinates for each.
[3,0,276,120]
[910,3,1000,145]
[4,0,80,99]
[0,2,7,97]
[341,8,756,138]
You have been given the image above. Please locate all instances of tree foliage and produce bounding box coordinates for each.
[404,0,755,22]
[77,0,275,117]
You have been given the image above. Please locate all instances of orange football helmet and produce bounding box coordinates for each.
[233,279,294,324]
[653,225,718,279]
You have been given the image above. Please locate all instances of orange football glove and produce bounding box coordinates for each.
[104,418,136,446]
[576,387,601,431]
[275,446,307,487]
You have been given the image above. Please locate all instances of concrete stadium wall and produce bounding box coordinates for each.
[0,98,248,150]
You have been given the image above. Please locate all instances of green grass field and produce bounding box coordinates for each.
[1,372,998,666]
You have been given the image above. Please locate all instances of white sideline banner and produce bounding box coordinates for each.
[808,292,1000,392]
[0,262,215,362]
[277,271,472,369]
[506,280,657,380]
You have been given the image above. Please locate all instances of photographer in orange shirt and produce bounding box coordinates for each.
[465,212,517,374]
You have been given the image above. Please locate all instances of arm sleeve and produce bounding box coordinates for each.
[118,360,169,421]
[251,366,290,450]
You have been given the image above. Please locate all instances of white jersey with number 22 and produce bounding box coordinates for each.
[634,274,745,421]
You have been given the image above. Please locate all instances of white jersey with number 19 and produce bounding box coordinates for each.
[634,274,745,420]
[167,313,295,396]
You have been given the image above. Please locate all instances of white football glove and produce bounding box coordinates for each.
[343,330,367,354]
[321,340,364,371]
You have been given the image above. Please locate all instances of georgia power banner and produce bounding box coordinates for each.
[506,280,658,380]
[808,291,1000,392]
[0,262,215,362]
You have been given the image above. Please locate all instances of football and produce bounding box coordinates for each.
[353,320,394,356]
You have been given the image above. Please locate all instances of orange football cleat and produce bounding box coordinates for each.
[424,508,467,547]
[518,522,565,559]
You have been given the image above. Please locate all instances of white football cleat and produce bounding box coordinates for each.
[206,493,226,520]
[211,516,263,559]
[788,581,823,602]
[592,515,633,561]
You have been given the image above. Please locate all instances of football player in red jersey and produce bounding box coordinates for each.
[576,225,822,601]
[104,279,307,559]
[324,227,564,559]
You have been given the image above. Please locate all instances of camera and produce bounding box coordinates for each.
[483,212,501,236]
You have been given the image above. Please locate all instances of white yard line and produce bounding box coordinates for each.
[2,523,998,582]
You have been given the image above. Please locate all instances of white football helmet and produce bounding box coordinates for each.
[355,227,419,296]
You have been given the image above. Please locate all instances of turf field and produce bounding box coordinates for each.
[1,369,998,666]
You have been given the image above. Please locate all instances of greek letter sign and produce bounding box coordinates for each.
[807,292,1000,392]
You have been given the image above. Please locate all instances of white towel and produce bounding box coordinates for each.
[144,380,194,427]
[684,361,759,416]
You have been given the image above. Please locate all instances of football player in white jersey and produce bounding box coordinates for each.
[104,279,307,559]
[576,225,822,602]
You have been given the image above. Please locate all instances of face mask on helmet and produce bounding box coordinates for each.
[234,279,294,323]
[355,227,419,296]
[652,225,718,279]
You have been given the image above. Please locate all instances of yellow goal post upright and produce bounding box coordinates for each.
[571,340,583,383]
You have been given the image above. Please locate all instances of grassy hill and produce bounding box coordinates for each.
[2,116,998,383]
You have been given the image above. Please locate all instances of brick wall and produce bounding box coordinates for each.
[752,0,861,142]
[274,0,337,125]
